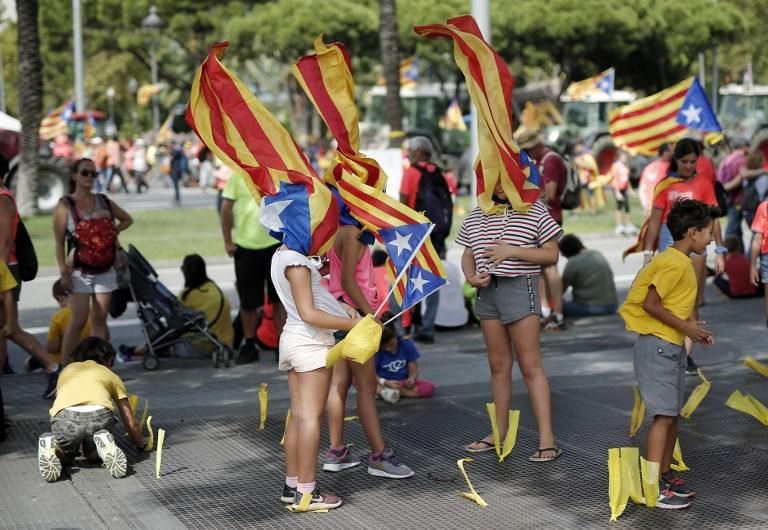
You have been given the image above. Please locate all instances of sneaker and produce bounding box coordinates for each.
[322,444,361,472]
[24,356,43,373]
[542,314,565,331]
[614,224,626,235]
[93,430,128,478]
[281,483,297,503]
[380,387,401,404]
[37,432,62,482]
[686,356,699,375]
[43,365,61,400]
[238,341,260,364]
[367,449,414,479]
[290,489,342,511]
[624,223,639,235]
[663,474,696,497]
[117,345,135,363]
[657,484,693,509]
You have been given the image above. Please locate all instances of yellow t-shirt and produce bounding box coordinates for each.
[619,247,697,345]
[47,306,92,363]
[49,361,128,416]
[178,280,234,347]
[0,261,17,293]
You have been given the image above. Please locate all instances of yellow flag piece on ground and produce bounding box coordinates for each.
[280,409,291,446]
[155,429,166,479]
[671,437,690,472]
[259,383,268,430]
[485,404,520,462]
[744,356,768,378]
[640,458,660,508]
[608,447,646,521]
[630,386,645,437]
[457,458,488,507]
[146,416,154,451]
[726,390,768,426]
[680,368,710,419]
[325,315,382,367]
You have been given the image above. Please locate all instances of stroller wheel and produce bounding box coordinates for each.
[212,349,222,369]
[143,355,159,371]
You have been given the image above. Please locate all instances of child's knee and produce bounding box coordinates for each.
[488,355,512,374]
[415,380,435,398]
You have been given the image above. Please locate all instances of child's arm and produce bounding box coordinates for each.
[338,227,375,315]
[643,207,664,265]
[115,397,145,450]
[108,199,133,233]
[751,233,763,286]
[642,285,713,345]
[461,246,491,288]
[286,265,360,331]
[405,361,419,388]
[484,237,559,267]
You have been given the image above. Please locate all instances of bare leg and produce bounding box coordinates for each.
[660,418,678,474]
[543,265,563,315]
[61,294,90,364]
[284,369,300,479]
[241,308,258,342]
[349,360,385,454]
[290,367,331,483]
[646,415,676,471]
[8,329,57,371]
[90,292,112,340]
[326,360,351,449]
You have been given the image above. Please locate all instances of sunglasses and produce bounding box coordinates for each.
[79,169,98,177]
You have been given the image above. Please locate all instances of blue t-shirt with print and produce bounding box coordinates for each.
[375,337,420,381]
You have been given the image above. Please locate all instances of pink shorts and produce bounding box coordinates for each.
[392,379,435,397]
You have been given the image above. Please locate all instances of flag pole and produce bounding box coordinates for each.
[373,223,435,319]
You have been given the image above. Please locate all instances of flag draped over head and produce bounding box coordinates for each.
[566,68,615,99]
[609,77,721,156]
[186,41,338,256]
[414,15,540,215]
[39,100,74,140]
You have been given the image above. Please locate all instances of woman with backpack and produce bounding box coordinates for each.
[53,158,133,365]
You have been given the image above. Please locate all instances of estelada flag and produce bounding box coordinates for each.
[39,100,74,140]
[622,175,684,260]
[187,42,337,256]
[414,15,540,215]
[566,68,614,99]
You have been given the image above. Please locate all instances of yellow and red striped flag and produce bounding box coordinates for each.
[39,100,74,140]
[186,42,338,255]
[414,15,540,215]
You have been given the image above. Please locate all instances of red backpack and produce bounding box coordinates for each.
[64,194,118,274]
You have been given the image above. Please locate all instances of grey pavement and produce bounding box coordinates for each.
[2,266,767,528]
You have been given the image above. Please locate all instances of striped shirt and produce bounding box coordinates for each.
[455,201,563,277]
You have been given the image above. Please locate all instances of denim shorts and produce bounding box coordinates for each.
[51,407,116,456]
[760,254,768,284]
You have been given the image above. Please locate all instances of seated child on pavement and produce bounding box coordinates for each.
[713,235,762,298]
[375,323,434,404]
[37,337,144,483]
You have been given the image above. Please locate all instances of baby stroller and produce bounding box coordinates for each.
[124,244,233,370]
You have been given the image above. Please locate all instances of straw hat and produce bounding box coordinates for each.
[514,127,543,150]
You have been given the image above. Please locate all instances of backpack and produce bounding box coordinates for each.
[413,163,453,239]
[0,191,37,281]
[542,151,581,210]
[64,194,118,274]
[741,174,768,212]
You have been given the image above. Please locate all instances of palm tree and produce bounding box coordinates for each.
[15,0,43,215]
[378,0,402,147]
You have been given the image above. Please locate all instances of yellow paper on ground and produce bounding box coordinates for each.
[344,416,359,422]
[259,383,268,430]
[630,386,645,437]
[146,416,154,451]
[670,437,689,472]
[744,356,768,378]
[640,458,660,508]
[619,447,644,505]
[342,315,382,364]
[280,409,291,446]
[286,491,329,513]
[726,390,768,425]
[128,395,139,416]
[485,404,519,462]
[155,428,166,478]
[680,369,710,419]
[457,458,488,507]
[485,403,502,459]
[608,448,626,521]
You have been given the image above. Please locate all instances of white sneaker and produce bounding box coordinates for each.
[380,387,401,404]
[624,223,639,235]
[38,432,62,482]
[614,225,626,235]
[93,430,128,478]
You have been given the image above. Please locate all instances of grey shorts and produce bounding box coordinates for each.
[71,267,118,294]
[475,274,541,325]
[51,408,116,456]
[760,254,768,284]
[633,334,686,417]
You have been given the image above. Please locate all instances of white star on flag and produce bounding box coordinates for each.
[681,104,702,125]
[409,270,428,293]
[387,230,412,256]
[259,199,292,231]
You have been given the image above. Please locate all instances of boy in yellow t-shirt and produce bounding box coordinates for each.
[619,199,716,510]
[37,338,144,482]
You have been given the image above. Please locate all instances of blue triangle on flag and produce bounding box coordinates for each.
[380,223,431,274]
[261,182,313,255]
[676,78,721,132]
[596,70,614,95]
[520,150,541,187]
[401,263,447,309]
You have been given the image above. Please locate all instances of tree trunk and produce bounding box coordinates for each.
[15,0,43,216]
[378,0,402,147]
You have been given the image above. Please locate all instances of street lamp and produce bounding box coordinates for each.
[142,5,165,133]
[128,77,138,133]
[105,86,116,137]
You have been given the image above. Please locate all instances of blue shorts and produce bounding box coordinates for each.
[760,254,768,284]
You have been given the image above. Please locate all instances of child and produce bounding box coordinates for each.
[619,199,716,509]
[375,324,434,404]
[713,236,762,299]
[38,337,144,482]
[271,245,360,511]
[26,280,92,372]
[750,199,768,326]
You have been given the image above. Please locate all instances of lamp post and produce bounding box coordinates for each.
[72,0,86,112]
[105,86,116,137]
[128,77,138,133]
[142,5,165,132]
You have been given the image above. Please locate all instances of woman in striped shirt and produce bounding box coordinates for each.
[457,181,563,462]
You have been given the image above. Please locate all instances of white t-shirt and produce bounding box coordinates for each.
[271,247,348,343]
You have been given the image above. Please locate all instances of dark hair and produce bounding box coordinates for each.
[180,254,210,301]
[558,234,585,258]
[667,138,701,175]
[379,323,398,348]
[70,157,95,193]
[52,279,68,299]
[73,337,115,365]
[723,235,742,254]
[372,248,388,267]
[667,199,715,241]
[657,143,671,157]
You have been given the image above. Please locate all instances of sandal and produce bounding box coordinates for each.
[529,447,562,462]
[465,439,496,453]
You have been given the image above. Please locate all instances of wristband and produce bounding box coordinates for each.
[714,245,728,255]
[642,250,652,256]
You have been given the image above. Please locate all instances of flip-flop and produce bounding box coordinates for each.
[529,447,562,462]
[465,439,495,453]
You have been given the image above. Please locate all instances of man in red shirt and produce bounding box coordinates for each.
[516,128,566,330]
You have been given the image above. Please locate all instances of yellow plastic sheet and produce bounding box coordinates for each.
[744,356,768,378]
[485,403,519,462]
[259,383,268,430]
[325,316,382,368]
[608,447,645,521]
[344,416,359,422]
[325,341,345,368]
[726,390,768,426]
[608,448,626,521]
[146,416,154,451]
[630,386,645,437]
[128,395,139,416]
[457,458,488,507]
[640,458,660,509]
[286,491,329,513]
[280,409,291,446]
[155,428,166,478]
[670,437,689,472]
[680,368,710,419]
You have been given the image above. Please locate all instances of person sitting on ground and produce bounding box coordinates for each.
[37,337,144,483]
[118,254,233,362]
[375,323,435,404]
[26,280,92,373]
[713,235,763,299]
[559,234,619,317]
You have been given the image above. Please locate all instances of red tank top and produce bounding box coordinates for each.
[0,189,19,264]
